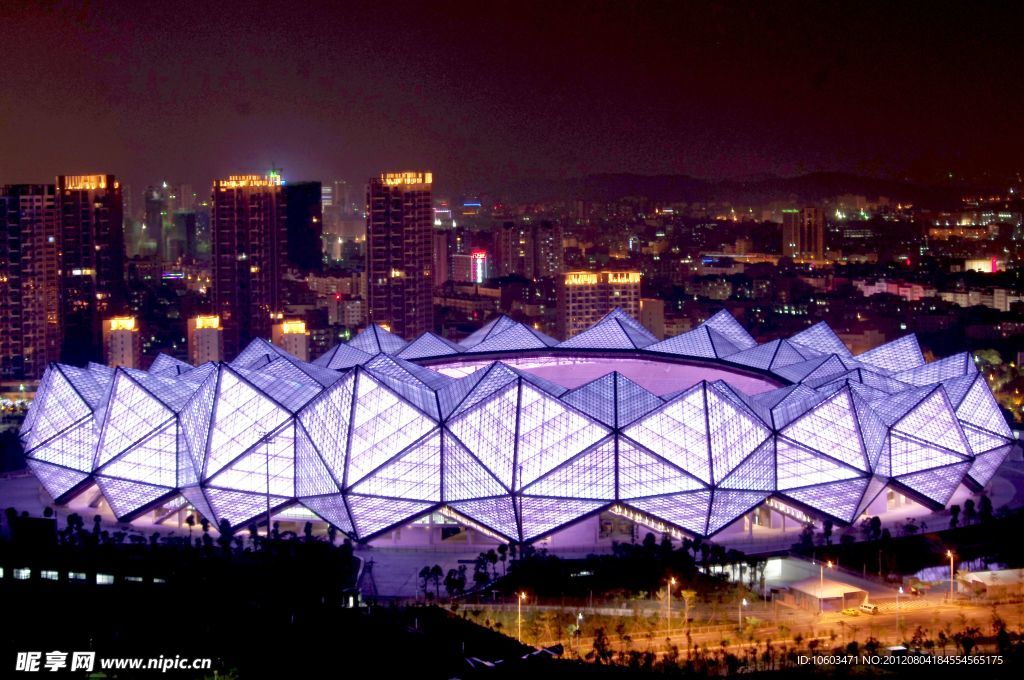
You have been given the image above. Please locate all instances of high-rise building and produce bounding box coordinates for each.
[451,249,488,283]
[432,230,451,287]
[283,181,323,271]
[366,171,433,337]
[102,316,141,369]
[781,207,825,260]
[533,220,564,279]
[0,184,61,379]
[211,173,288,360]
[187,315,224,364]
[556,270,642,339]
[639,297,666,340]
[494,220,563,279]
[57,174,125,366]
[272,320,310,361]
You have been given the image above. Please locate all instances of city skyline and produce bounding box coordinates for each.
[1,1,1023,197]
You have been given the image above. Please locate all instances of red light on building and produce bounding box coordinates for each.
[470,249,487,284]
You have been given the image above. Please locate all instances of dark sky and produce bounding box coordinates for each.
[1,0,1021,197]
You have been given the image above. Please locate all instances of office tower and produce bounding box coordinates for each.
[0,184,61,379]
[366,171,433,337]
[187,315,224,364]
[271,320,310,360]
[556,270,642,339]
[283,181,323,271]
[781,207,825,260]
[57,174,126,366]
[432,230,451,287]
[211,173,288,360]
[102,316,142,368]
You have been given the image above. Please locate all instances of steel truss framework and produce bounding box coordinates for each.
[20,309,1015,542]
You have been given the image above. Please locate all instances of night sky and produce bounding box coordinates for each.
[1,1,1021,196]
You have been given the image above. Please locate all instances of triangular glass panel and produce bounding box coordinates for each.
[295,424,339,497]
[646,327,717,358]
[349,430,441,502]
[97,478,173,519]
[966,445,1012,488]
[626,490,712,536]
[893,389,969,456]
[617,437,706,499]
[621,384,712,484]
[441,431,507,501]
[956,375,1013,438]
[718,439,775,491]
[516,384,609,489]
[296,371,354,482]
[25,418,97,472]
[26,460,90,501]
[345,493,432,538]
[209,423,295,497]
[204,487,290,527]
[790,321,850,356]
[447,496,519,540]
[518,497,607,541]
[894,462,971,507]
[446,381,519,488]
[889,432,968,477]
[857,335,924,373]
[99,420,178,488]
[521,437,616,500]
[179,486,216,524]
[707,489,769,535]
[346,373,436,487]
[775,438,863,490]
[300,494,354,534]
[702,310,756,349]
[205,368,290,478]
[782,477,869,523]
[781,388,868,471]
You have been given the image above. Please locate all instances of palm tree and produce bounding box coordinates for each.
[430,564,443,599]
[419,566,431,597]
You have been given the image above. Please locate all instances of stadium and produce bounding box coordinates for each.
[19,309,1016,547]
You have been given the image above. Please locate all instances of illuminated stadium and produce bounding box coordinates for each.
[19,309,1016,545]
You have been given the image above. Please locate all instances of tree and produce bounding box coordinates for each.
[186,514,196,540]
[419,566,431,596]
[978,494,993,523]
[822,519,834,546]
[964,499,977,525]
[485,549,499,579]
[497,543,508,575]
[217,519,235,551]
[430,564,443,599]
[949,504,961,529]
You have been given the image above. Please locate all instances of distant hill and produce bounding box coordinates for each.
[500,172,967,208]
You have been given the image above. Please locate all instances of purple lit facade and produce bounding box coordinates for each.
[19,309,1014,542]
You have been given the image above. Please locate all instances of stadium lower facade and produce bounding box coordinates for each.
[20,309,1016,544]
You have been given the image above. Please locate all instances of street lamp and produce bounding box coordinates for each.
[818,561,832,615]
[666,576,676,629]
[897,586,903,637]
[518,592,526,642]
[738,598,748,628]
[576,612,583,653]
[946,550,955,602]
